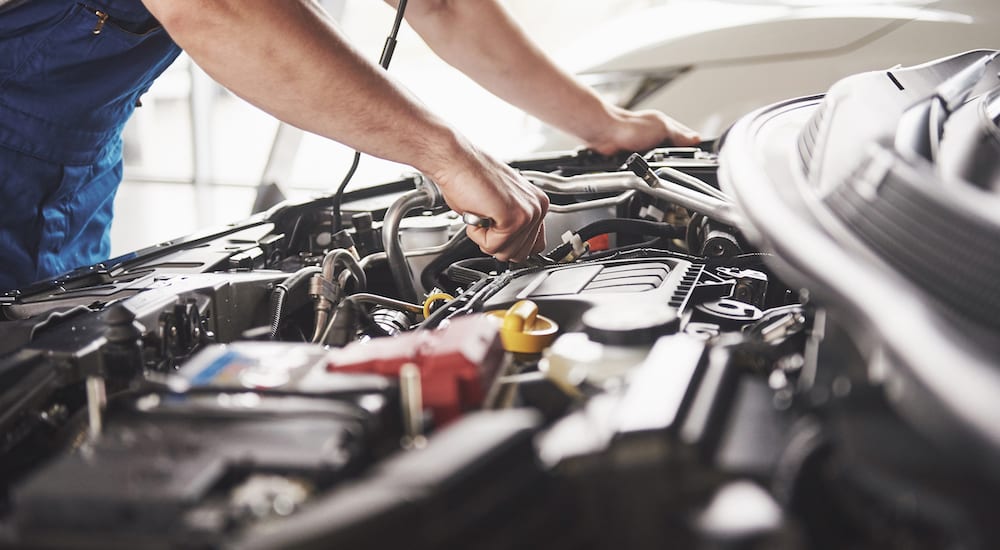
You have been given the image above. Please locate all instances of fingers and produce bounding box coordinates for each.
[433,147,548,262]
[531,221,546,256]
[464,191,547,262]
[590,109,700,153]
[469,210,542,262]
[664,114,700,146]
[643,111,699,147]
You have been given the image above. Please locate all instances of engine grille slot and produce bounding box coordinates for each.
[670,264,700,309]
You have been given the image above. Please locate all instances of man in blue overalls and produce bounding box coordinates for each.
[0,0,699,291]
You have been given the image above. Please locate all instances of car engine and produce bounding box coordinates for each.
[1,50,999,549]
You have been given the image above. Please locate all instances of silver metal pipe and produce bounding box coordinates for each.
[653,164,730,201]
[522,171,641,194]
[521,171,743,227]
[346,293,423,314]
[548,191,635,213]
[643,185,744,227]
[311,248,365,343]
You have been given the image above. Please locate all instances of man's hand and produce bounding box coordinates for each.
[587,107,701,156]
[428,145,548,262]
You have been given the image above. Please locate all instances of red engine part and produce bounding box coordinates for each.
[587,233,611,252]
[327,315,504,424]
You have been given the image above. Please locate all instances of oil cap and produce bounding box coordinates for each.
[486,300,559,354]
[582,303,679,346]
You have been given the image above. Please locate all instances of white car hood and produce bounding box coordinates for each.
[562,0,972,73]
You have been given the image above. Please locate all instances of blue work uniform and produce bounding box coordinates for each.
[0,1,181,291]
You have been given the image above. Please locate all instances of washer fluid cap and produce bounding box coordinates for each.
[583,303,679,346]
[485,300,559,354]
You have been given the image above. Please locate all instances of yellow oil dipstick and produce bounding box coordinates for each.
[422,292,456,319]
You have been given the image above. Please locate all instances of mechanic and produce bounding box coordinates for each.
[0,0,699,291]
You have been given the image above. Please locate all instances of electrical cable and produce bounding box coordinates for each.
[331,0,410,232]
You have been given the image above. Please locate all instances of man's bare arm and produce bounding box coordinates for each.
[392,0,700,154]
[142,0,547,261]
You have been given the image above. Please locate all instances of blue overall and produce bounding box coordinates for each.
[0,1,181,291]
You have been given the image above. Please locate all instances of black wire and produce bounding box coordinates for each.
[331,151,361,232]
[380,0,408,70]
[331,0,410,233]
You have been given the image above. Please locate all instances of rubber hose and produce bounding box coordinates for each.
[321,249,366,292]
[382,189,433,302]
[419,231,482,292]
[268,265,322,340]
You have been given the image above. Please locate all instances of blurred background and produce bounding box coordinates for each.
[112,0,660,255]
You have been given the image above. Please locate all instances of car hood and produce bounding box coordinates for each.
[560,0,972,73]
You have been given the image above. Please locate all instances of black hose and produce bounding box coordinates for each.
[445,264,490,287]
[420,231,484,291]
[268,292,286,340]
[321,248,366,292]
[268,266,322,340]
[383,189,433,302]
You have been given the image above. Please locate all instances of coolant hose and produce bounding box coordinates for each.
[382,188,435,303]
[268,265,322,340]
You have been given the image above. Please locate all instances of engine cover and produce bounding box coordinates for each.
[483,257,701,331]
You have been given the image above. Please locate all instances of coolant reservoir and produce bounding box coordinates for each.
[543,303,680,393]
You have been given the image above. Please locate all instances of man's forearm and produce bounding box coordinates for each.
[142,0,465,179]
[397,0,617,146]
[396,0,698,153]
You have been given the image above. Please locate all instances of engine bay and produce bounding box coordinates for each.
[2,51,1000,549]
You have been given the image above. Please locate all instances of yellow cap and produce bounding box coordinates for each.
[485,300,559,354]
